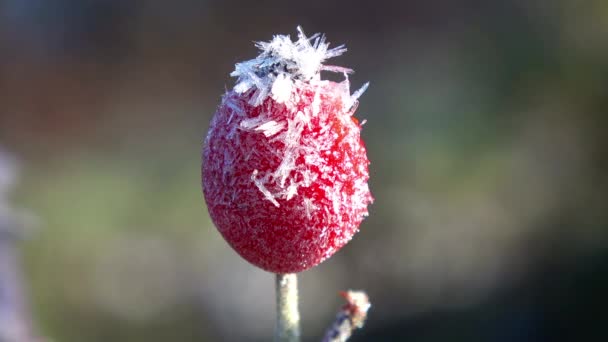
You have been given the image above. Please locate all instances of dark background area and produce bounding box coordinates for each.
[0,0,606,341]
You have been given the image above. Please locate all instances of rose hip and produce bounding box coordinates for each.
[202,27,372,273]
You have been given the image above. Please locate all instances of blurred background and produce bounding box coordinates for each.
[0,0,607,341]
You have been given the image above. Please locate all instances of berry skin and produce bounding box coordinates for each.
[202,27,372,273]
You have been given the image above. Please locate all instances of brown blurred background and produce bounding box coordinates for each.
[0,0,607,341]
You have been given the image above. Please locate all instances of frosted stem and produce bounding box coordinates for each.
[274,273,300,342]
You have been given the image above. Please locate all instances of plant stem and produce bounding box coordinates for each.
[274,273,300,342]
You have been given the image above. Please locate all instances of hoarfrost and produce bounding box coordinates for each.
[349,82,370,110]
[270,74,293,104]
[302,197,317,219]
[228,27,370,207]
[251,170,279,207]
[231,26,363,107]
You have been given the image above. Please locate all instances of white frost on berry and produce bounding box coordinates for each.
[270,73,293,104]
[349,82,370,110]
[230,26,366,107]
[219,27,371,210]
[251,169,280,207]
[240,116,285,138]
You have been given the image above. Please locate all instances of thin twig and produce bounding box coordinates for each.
[321,290,370,342]
[274,273,300,342]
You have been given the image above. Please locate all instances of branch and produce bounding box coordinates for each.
[321,290,370,342]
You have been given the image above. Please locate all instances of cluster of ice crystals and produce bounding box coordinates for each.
[231,26,366,107]
[226,27,370,207]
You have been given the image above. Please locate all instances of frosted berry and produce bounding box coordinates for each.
[202,27,372,273]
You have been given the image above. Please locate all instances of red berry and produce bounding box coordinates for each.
[202,27,372,273]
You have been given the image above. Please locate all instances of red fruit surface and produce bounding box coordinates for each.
[202,28,372,273]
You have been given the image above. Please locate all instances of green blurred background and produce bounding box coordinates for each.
[0,0,607,341]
